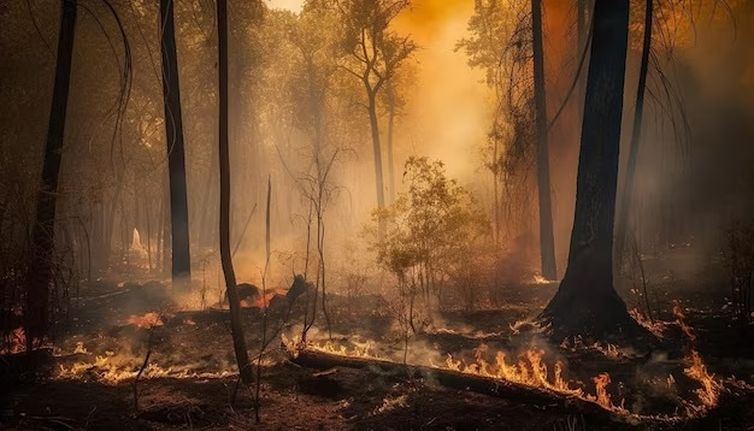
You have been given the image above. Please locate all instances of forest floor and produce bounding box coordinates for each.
[2,258,754,430]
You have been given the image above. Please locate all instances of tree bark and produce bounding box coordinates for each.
[386,89,397,205]
[542,0,635,337]
[614,0,653,269]
[25,0,77,351]
[217,0,253,384]
[531,0,557,280]
[160,0,191,285]
[367,93,386,212]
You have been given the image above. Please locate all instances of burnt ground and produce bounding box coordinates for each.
[1,265,754,430]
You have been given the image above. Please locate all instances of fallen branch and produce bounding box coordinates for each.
[288,348,609,415]
[133,325,156,413]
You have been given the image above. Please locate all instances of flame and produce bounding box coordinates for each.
[532,274,551,284]
[684,350,721,410]
[629,308,667,338]
[672,305,696,342]
[126,312,163,329]
[1,327,26,354]
[672,304,723,415]
[56,350,241,384]
[73,341,88,354]
[441,346,627,413]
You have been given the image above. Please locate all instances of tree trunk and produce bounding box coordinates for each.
[531,0,557,280]
[386,91,397,205]
[576,0,588,114]
[217,0,253,384]
[367,93,386,212]
[541,0,636,337]
[25,0,77,351]
[160,0,191,285]
[614,0,653,269]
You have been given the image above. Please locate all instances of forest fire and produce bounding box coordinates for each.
[3,0,754,429]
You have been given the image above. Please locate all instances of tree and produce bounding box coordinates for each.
[541,0,637,337]
[340,0,416,217]
[217,0,253,384]
[25,0,77,351]
[370,157,488,324]
[159,0,191,284]
[614,0,653,268]
[531,0,557,280]
[457,1,540,249]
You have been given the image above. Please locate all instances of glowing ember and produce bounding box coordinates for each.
[2,327,26,354]
[629,308,666,338]
[73,341,88,354]
[126,312,164,328]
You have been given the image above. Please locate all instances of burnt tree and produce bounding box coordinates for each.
[160,0,191,284]
[541,0,636,336]
[217,0,253,384]
[531,0,557,280]
[25,0,77,350]
[614,0,653,268]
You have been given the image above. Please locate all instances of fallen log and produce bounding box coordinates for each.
[288,348,614,417]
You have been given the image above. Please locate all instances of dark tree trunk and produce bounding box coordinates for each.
[531,0,557,280]
[160,0,191,284]
[25,0,77,351]
[217,0,253,384]
[614,0,653,268]
[542,0,635,337]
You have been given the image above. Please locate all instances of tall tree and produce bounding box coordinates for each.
[25,0,77,351]
[340,0,415,216]
[217,0,253,384]
[531,0,557,280]
[159,0,191,284]
[614,0,653,268]
[541,0,635,336]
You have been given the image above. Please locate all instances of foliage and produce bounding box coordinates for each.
[456,0,536,243]
[369,157,488,313]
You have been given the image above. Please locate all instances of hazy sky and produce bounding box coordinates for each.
[266,0,303,12]
[264,0,489,183]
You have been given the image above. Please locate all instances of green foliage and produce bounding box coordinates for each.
[369,157,489,290]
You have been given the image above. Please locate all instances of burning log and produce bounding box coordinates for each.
[288,348,613,417]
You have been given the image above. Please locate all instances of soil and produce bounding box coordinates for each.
[2,263,753,430]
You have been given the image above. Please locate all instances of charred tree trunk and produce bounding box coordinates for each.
[160,0,191,285]
[531,0,557,280]
[541,0,636,337]
[217,0,253,384]
[614,0,653,269]
[25,0,77,351]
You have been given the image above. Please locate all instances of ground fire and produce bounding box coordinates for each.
[2,0,754,429]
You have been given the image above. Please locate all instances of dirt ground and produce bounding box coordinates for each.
[2,265,754,430]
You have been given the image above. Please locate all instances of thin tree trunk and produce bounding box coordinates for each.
[614,0,653,269]
[531,0,557,280]
[217,0,253,384]
[577,0,588,109]
[542,0,636,337]
[367,93,386,213]
[386,92,397,205]
[160,0,191,284]
[25,0,76,351]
